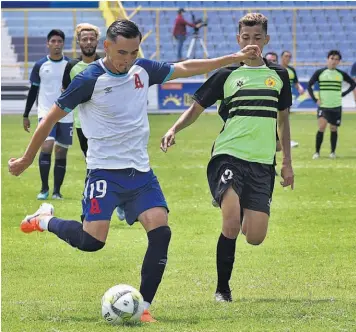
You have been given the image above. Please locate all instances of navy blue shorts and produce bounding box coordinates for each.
[82,168,168,225]
[38,118,73,146]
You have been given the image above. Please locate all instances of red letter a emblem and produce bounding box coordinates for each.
[90,198,101,215]
[134,74,144,89]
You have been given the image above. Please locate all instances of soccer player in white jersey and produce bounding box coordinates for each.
[9,19,261,322]
[23,29,72,200]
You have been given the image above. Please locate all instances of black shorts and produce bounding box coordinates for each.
[317,107,342,126]
[207,154,275,215]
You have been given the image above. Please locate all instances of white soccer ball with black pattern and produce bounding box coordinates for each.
[101,284,144,325]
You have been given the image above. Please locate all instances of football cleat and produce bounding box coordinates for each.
[20,203,54,233]
[140,310,157,323]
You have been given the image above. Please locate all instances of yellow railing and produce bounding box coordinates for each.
[1,6,355,80]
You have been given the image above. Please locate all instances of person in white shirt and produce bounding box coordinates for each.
[23,29,72,200]
[9,19,261,322]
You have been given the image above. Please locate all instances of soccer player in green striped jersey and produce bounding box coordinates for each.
[161,13,294,302]
[308,50,355,159]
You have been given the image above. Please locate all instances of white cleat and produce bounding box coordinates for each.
[329,152,336,159]
[291,140,299,148]
[24,203,54,221]
[312,153,320,160]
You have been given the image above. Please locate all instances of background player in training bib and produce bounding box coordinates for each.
[23,29,72,200]
[161,13,294,303]
[308,50,355,159]
[9,19,262,322]
[62,23,100,158]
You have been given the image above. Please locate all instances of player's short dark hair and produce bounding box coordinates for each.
[281,50,291,56]
[106,19,142,42]
[47,29,65,42]
[327,50,342,60]
[266,52,278,61]
[238,13,268,34]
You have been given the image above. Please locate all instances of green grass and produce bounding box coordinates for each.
[2,113,356,332]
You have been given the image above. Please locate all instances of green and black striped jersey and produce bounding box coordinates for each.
[286,65,299,88]
[308,68,355,109]
[193,59,292,165]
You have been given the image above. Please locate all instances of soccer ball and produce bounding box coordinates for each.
[101,284,144,325]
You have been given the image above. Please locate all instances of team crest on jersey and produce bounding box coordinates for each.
[134,73,144,89]
[265,77,276,87]
[236,80,244,87]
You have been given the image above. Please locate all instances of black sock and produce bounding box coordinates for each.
[48,217,105,252]
[140,226,171,304]
[216,233,236,293]
[330,131,338,153]
[39,152,51,192]
[316,131,324,153]
[53,159,66,194]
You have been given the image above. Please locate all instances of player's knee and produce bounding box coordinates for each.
[246,234,265,246]
[222,222,240,239]
[79,231,105,252]
[55,145,68,159]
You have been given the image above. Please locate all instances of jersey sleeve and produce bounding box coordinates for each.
[136,58,174,86]
[29,61,42,86]
[276,69,293,110]
[308,69,323,103]
[291,67,299,84]
[56,71,96,113]
[192,68,232,109]
[62,61,73,90]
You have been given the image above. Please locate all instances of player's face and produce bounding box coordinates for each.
[237,25,269,60]
[104,36,140,74]
[47,36,64,56]
[327,55,340,69]
[282,52,292,65]
[266,54,277,63]
[79,30,98,57]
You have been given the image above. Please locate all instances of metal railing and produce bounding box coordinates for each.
[1,5,355,79]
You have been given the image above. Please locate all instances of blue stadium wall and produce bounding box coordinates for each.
[1,1,98,8]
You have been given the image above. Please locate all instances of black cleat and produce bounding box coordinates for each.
[215,290,232,302]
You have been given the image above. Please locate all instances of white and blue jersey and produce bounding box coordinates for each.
[56,58,174,223]
[56,58,174,171]
[30,55,72,123]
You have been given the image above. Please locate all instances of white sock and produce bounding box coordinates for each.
[143,301,150,310]
[39,216,54,231]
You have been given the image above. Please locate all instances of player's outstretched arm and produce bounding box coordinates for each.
[169,45,261,80]
[277,109,294,189]
[161,101,204,152]
[8,104,68,176]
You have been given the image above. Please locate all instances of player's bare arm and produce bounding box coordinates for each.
[9,104,67,176]
[277,108,294,189]
[169,45,261,80]
[161,101,205,152]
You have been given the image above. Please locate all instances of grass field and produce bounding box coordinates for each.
[2,113,356,332]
